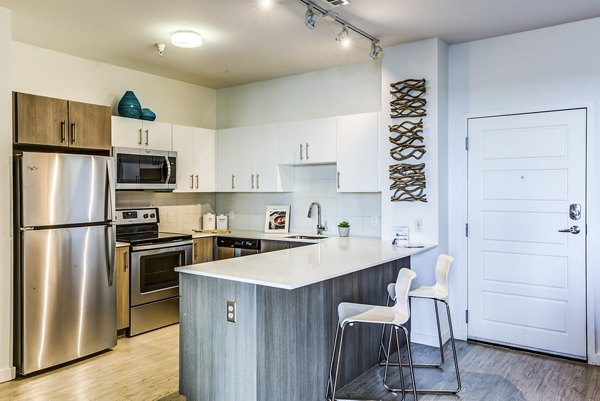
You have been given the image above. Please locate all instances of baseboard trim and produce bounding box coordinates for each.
[411,329,450,347]
[0,366,16,383]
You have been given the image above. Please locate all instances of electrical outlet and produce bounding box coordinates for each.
[226,301,236,323]
[415,218,423,232]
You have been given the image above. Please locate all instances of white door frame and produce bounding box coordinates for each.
[450,102,599,364]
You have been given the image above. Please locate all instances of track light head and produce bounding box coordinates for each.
[304,5,320,29]
[369,40,382,60]
[335,25,350,48]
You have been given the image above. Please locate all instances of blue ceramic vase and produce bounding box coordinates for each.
[140,108,156,121]
[117,90,142,119]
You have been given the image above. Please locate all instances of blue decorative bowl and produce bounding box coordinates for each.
[117,90,142,119]
[140,108,156,121]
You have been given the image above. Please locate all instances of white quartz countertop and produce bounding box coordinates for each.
[176,236,437,290]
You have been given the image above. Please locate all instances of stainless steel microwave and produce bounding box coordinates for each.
[113,147,177,191]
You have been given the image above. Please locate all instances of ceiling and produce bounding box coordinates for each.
[1,0,600,89]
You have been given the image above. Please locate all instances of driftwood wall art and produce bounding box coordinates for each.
[389,78,428,202]
[389,163,427,202]
[390,78,427,118]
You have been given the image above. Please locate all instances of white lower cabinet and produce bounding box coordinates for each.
[172,124,215,192]
[217,124,293,192]
[112,116,172,150]
[336,112,380,192]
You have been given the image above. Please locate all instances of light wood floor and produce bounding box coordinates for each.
[0,325,182,401]
[2,325,600,401]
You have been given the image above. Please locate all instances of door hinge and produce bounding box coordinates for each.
[465,223,469,237]
[465,310,469,324]
[465,137,469,151]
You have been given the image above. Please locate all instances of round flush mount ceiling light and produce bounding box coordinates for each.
[171,30,203,48]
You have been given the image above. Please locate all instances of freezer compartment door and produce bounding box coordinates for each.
[19,152,114,227]
[18,225,116,375]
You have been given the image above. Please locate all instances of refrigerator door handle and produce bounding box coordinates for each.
[106,159,115,222]
[106,225,116,287]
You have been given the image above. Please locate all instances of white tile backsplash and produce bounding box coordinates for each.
[115,165,381,236]
[216,165,381,236]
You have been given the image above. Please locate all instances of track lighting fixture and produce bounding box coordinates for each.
[298,0,381,58]
[304,5,320,29]
[335,25,350,48]
[369,40,382,60]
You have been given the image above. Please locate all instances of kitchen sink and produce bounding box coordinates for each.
[286,235,328,240]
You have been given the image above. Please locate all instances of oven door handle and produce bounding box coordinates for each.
[131,239,193,252]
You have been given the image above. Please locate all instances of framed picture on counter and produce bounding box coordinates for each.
[265,205,290,233]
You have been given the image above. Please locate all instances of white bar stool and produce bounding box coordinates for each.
[378,254,461,395]
[326,268,418,401]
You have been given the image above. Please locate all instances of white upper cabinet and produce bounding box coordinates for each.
[277,117,337,165]
[172,125,216,192]
[112,116,172,150]
[336,112,380,192]
[217,124,293,192]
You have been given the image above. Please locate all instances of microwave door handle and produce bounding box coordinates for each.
[164,156,172,183]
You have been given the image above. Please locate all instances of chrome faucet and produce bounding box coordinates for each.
[307,202,325,235]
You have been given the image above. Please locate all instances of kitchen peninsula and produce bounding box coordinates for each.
[176,237,435,401]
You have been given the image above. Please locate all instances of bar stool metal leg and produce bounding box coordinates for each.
[326,323,341,400]
[383,325,418,401]
[327,323,347,401]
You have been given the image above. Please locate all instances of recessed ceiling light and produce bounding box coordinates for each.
[171,30,203,48]
[259,0,272,7]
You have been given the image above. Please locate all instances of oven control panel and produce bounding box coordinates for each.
[115,208,159,225]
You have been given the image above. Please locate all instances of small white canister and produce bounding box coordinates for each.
[202,213,216,230]
[216,214,228,230]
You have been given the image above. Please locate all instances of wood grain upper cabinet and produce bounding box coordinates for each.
[336,112,380,192]
[13,92,111,150]
[112,116,172,150]
[116,246,130,331]
[192,237,214,264]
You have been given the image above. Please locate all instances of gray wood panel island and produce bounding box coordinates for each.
[176,237,435,401]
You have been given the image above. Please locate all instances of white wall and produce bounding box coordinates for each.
[12,42,217,129]
[379,38,449,346]
[216,60,381,128]
[0,7,14,383]
[448,17,600,362]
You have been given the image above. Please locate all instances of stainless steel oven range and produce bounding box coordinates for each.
[115,207,192,336]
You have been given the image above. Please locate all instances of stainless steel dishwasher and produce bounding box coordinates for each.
[215,237,261,260]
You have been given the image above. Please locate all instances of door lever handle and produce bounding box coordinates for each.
[558,226,581,234]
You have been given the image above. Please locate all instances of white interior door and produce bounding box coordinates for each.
[467,109,587,359]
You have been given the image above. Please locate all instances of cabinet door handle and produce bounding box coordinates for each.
[195,175,199,189]
[251,174,255,189]
[138,128,142,145]
[256,174,260,189]
[305,142,309,159]
[60,121,66,143]
[71,122,76,144]
[145,129,149,145]
[337,171,341,189]
[231,174,235,189]
[190,174,194,189]
[124,251,129,272]
[300,144,303,160]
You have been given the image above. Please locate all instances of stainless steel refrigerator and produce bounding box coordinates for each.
[14,152,117,375]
